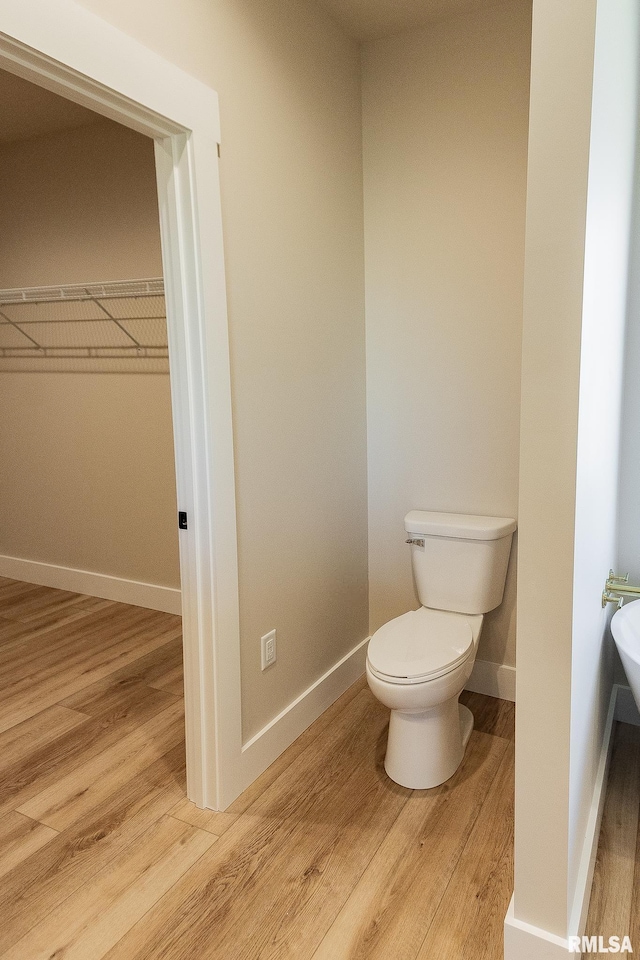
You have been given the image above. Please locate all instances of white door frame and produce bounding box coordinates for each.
[0,0,243,808]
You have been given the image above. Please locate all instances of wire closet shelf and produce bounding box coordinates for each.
[0,278,168,362]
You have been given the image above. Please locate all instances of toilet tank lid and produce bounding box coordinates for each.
[404,511,517,541]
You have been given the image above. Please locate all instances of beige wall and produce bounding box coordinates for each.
[0,120,163,285]
[74,0,370,741]
[0,119,181,589]
[361,1,530,665]
[0,374,179,586]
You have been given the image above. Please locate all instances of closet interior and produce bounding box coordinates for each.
[0,278,168,372]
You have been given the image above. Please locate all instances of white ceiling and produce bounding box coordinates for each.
[316,0,522,41]
[0,70,100,145]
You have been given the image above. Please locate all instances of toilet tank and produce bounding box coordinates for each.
[404,511,516,615]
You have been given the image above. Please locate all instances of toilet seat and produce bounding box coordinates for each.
[367,607,474,685]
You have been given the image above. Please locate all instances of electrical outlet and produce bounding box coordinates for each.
[261,629,277,670]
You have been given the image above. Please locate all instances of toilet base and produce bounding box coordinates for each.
[384,700,474,790]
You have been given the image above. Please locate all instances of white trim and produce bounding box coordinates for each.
[0,0,219,139]
[567,684,617,939]
[0,0,241,811]
[0,555,181,615]
[466,659,516,702]
[504,896,579,959]
[504,683,620,959]
[237,637,369,791]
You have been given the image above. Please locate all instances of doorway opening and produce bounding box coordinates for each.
[0,5,242,811]
[0,69,187,807]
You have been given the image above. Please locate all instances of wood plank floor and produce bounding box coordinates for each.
[586,721,640,949]
[0,578,515,959]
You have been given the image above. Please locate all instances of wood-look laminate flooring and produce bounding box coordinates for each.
[0,578,515,960]
[586,720,640,949]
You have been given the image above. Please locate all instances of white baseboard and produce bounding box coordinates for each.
[504,683,620,959]
[235,643,515,805]
[567,684,617,940]
[504,896,578,959]
[466,659,516,702]
[233,646,516,809]
[0,554,182,615]
[237,636,369,792]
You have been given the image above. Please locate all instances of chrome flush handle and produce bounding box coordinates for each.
[405,538,425,547]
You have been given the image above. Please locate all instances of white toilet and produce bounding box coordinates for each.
[366,510,516,790]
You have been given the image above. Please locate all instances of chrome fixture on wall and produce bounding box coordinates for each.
[602,570,640,608]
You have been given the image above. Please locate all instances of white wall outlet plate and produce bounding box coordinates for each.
[261,629,277,670]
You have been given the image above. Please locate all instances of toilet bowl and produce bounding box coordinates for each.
[367,608,483,788]
[367,511,515,790]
